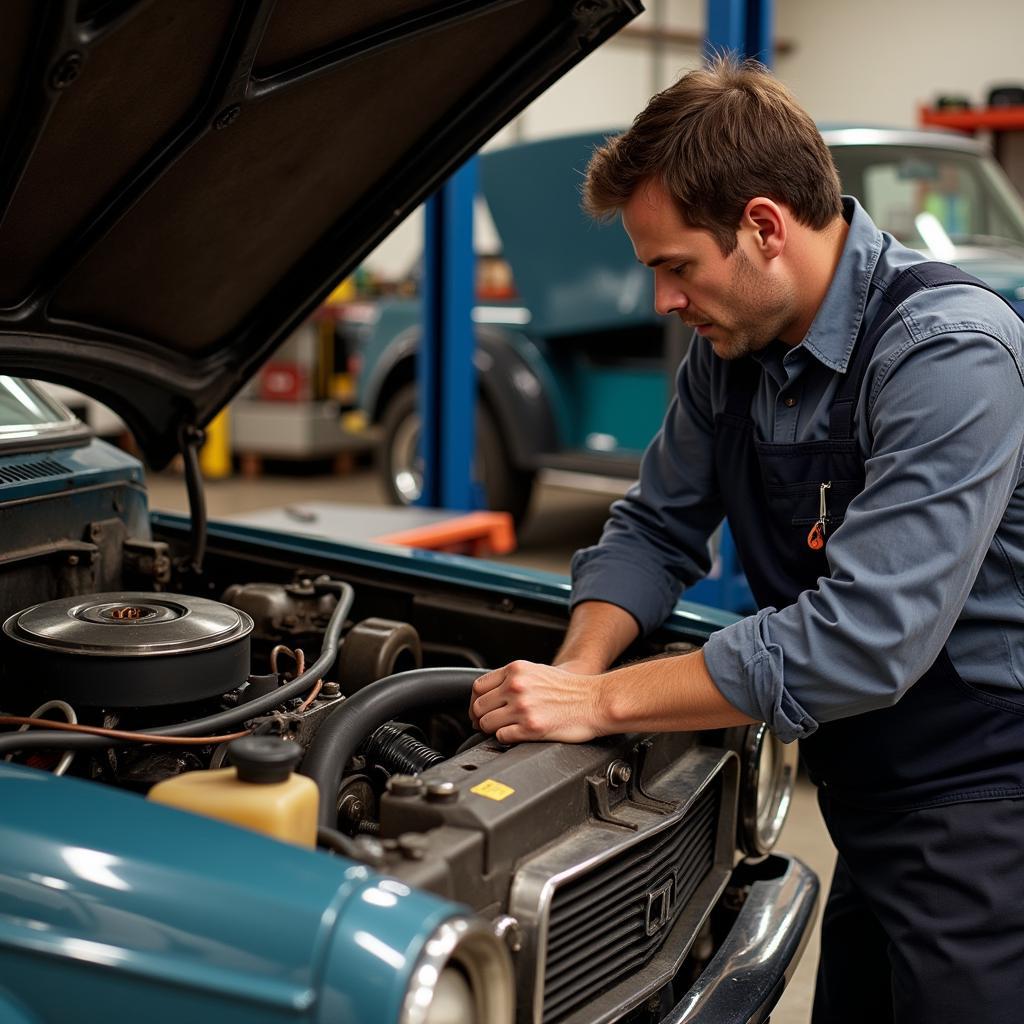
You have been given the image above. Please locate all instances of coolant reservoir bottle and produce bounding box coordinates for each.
[148,737,319,847]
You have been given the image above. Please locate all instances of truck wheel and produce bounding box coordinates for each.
[379,384,535,525]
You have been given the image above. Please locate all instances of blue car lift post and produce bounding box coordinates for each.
[418,157,482,514]
[418,0,771,610]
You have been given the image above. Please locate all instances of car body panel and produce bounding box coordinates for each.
[0,761,462,1024]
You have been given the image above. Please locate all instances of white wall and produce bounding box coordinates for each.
[363,0,1024,277]
[775,0,1024,126]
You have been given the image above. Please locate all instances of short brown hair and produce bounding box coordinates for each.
[583,55,843,253]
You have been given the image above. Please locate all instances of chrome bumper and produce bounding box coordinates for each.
[664,855,819,1024]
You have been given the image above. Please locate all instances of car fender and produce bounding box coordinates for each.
[0,762,472,1024]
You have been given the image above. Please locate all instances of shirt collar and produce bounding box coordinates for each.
[797,196,883,373]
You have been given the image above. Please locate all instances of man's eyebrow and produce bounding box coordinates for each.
[638,253,690,268]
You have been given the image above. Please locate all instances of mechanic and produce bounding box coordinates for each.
[470,57,1024,1024]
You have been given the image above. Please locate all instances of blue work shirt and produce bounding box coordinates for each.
[571,197,1024,742]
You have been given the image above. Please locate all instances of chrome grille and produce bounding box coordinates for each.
[541,780,720,1023]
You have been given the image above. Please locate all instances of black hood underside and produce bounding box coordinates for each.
[0,0,640,467]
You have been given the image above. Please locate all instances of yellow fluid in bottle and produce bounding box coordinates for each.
[149,762,319,848]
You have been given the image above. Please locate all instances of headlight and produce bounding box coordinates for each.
[401,916,514,1024]
[734,723,797,857]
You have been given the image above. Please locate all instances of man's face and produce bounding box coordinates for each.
[622,179,794,360]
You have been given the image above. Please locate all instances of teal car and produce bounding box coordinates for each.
[360,127,1024,524]
[0,3,816,1023]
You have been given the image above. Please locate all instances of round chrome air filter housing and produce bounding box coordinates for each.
[2,593,253,708]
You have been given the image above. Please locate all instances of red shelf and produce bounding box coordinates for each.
[920,106,1024,132]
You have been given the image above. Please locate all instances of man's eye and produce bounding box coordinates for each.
[670,263,688,276]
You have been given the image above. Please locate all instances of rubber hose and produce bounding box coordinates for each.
[180,426,207,576]
[301,667,485,827]
[364,722,446,776]
[0,581,355,755]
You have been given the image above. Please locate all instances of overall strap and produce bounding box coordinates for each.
[722,353,762,416]
[829,262,993,439]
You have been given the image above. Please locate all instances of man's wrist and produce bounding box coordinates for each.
[590,671,623,736]
[554,655,606,675]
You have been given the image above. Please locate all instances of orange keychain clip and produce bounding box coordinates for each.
[807,481,831,551]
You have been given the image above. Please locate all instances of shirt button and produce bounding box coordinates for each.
[783,396,797,407]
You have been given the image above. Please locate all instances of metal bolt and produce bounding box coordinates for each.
[607,760,632,788]
[493,915,522,953]
[320,681,341,698]
[387,774,425,798]
[50,51,83,90]
[425,781,458,804]
[397,833,428,860]
[213,105,241,130]
[66,554,79,567]
[499,598,515,613]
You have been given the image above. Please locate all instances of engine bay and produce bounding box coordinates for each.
[0,463,791,1024]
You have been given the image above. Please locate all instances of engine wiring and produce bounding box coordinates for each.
[4,700,78,775]
[0,579,354,758]
[0,648,325,752]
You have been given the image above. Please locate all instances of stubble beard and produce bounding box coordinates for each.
[703,249,795,361]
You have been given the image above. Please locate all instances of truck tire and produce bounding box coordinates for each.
[379,384,535,525]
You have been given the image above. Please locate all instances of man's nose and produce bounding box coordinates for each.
[654,276,688,317]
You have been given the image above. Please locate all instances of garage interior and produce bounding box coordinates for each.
[9,0,1024,1021]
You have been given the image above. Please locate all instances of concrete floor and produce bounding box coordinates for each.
[147,462,835,1023]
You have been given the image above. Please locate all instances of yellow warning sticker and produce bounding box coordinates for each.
[470,779,515,801]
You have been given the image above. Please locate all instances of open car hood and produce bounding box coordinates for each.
[0,0,640,467]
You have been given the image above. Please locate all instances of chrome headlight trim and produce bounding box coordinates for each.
[400,915,514,1024]
[737,723,797,858]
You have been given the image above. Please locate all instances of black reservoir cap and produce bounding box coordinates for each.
[228,737,303,784]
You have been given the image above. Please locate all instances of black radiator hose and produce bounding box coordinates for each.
[301,667,485,828]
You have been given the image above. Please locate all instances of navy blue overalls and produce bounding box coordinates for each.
[714,263,1024,1023]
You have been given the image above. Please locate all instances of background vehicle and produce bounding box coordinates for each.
[360,128,1024,524]
[0,4,816,1023]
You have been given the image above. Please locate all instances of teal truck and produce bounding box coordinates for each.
[359,128,1024,526]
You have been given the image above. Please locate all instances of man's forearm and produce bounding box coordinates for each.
[598,649,756,734]
[554,600,640,674]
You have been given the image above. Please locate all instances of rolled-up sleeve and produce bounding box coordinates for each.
[571,342,727,632]
[704,321,1024,742]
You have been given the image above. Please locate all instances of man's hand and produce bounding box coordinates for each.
[470,649,756,745]
[470,661,609,744]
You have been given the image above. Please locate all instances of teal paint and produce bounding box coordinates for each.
[0,764,470,1023]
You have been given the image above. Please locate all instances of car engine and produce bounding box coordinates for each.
[0,458,795,1024]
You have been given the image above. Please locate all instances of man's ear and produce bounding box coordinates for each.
[742,198,786,259]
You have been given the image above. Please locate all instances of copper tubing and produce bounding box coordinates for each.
[0,649,321,747]
[0,716,250,745]
[270,644,298,675]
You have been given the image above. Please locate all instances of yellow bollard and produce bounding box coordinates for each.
[200,409,232,479]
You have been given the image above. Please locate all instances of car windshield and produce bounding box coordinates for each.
[0,377,75,429]
[830,144,1024,253]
